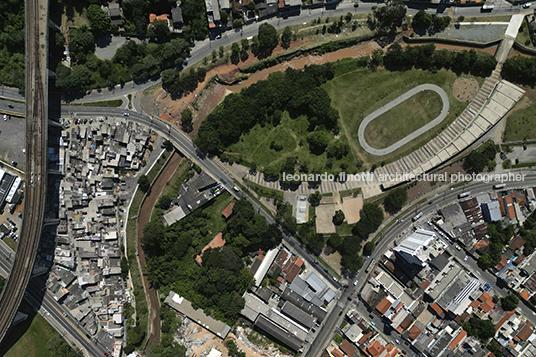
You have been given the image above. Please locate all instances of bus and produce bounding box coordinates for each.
[458,191,471,199]
[412,212,423,222]
[365,259,376,273]
[493,183,506,190]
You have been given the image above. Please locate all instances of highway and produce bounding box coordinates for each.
[0,0,48,344]
[0,242,109,356]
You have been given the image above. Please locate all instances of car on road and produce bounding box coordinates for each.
[523,2,531,8]
[10,161,17,167]
[347,297,352,301]
[464,256,468,261]
[455,245,461,251]
[369,314,374,318]
[124,112,130,117]
[370,321,376,326]
[402,351,406,355]
[3,115,6,121]
[215,34,222,39]
[233,185,240,192]
[396,339,400,344]
[8,104,14,109]
[353,279,359,286]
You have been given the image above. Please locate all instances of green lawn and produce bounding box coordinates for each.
[67,99,123,107]
[0,301,68,357]
[199,191,234,234]
[503,105,536,142]
[244,179,284,202]
[226,113,360,174]
[363,90,443,150]
[324,68,470,168]
[516,21,535,48]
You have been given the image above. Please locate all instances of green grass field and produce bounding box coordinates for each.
[503,105,536,142]
[67,99,123,107]
[200,191,234,234]
[324,68,470,168]
[363,90,443,150]
[226,113,360,174]
[0,301,67,357]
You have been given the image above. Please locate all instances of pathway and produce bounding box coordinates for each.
[357,84,450,156]
[136,151,183,351]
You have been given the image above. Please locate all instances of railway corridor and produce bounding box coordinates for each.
[0,0,48,343]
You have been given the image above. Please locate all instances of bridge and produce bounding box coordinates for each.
[0,0,48,343]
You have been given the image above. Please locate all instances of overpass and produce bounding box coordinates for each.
[0,0,48,343]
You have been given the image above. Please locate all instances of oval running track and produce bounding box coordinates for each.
[358,83,450,156]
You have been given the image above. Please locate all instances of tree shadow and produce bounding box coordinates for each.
[96,33,114,49]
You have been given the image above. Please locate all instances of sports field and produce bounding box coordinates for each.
[503,104,536,142]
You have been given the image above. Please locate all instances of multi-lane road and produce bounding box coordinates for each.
[0,0,48,344]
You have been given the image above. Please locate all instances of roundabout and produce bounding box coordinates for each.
[358,84,450,156]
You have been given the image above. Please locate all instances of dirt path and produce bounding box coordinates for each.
[137,151,183,351]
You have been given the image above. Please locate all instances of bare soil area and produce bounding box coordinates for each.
[453,78,479,102]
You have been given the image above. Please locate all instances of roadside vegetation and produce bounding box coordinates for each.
[0,0,25,90]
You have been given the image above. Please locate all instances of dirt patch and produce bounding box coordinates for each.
[175,317,293,357]
[453,78,479,102]
[316,204,341,234]
[341,195,363,225]
[322,246,343,272]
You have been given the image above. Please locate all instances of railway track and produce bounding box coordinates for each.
[0,0,48,343]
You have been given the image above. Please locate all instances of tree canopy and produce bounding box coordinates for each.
[258,23,279,57]
[384,187,408,214]
[461,317,496,341]
[368,1,407,35]
[501,294,518,311]
[86,4,111,37]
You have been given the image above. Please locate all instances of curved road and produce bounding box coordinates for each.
[358,83,449,156]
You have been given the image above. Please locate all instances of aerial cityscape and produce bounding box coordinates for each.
[0,0,536,356]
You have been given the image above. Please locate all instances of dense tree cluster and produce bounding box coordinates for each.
[465,141,498,173]
[519,211,536,256]
[383,187,408,214]
[277,202,298,235]
[258,23,279,57]
[478,223,514,270]
[57,37,190,92]
[502,55,536,86]
[367,1,407,36]
[162,67,207,97]
[461,317,496,341]
[501,294,519,311]
[143,198,279,324]
[86,4,111,37]
[352,203,384,241]
[195,64,337,155]
[226,340,246,357]
[333,210,345,226]
[412,10,451,32]
[383,43,497,77]
[0,0,25,90]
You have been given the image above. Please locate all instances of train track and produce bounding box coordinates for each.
[0,0,47,343]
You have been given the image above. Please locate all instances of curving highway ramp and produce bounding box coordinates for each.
[358,84,449,156]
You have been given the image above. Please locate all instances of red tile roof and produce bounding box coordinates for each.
[517,321,533,341]
[376,296,392,315]
[496,310,516,331]
[340,340,357,356]
[448,330,467,350]
[332,348,344,357]
[222,203,234,218]
[420,280,431,290]
[408,325,421,340]
[509,236,526,251]
[504,195,515,219]
[195,232,226,264]
[495,255,508,271]
[475,239,488,252]
[366,341,384,357]
[430,302,443,316]
[357,331,372,345]
[520,289,530,300]
[498,198,506,216]
[149,13,168,23]
[514,255,525,265]
[285,264,301,283]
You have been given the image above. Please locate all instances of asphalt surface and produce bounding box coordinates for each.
[358,84,450,156]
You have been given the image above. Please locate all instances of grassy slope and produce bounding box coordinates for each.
[324,68,469,168]
[363,90,443,150]
[503,105,536,142]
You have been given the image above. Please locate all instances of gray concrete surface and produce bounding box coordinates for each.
[416,24,507,43]
[95,35,143,61]
[358,84,450,156]
[0,115,26,168]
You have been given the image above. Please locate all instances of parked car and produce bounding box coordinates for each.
[523,2,531,8]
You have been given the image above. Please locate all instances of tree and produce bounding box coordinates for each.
[258,23,279,57]
[247,1,256,11]
[383,187,408,214]
[231,42,240,64]
[461,317,496,341]
[368,1,407,35]
[241,38,249,52]
[220,10,229,25]
[369,48,384,69]
[412,9,432,30]
[233,18,243,29]
[363,242,375,256]
[328,233,342,248]
[308,131,330,154]
[309,191,322,206]
[138,175,150,192]
[128,325,146,347]
[333,210,345,225]
[86,4,111,37]
[148,19,171,43]
[120,257,129,279]
[501,294,518,311]
[181,0,209,40]
[181,108,193,132]
[341,253,362,273]
[327,141,350,159]
[68,26,95,63]
[281,26,293,49]
[157,195,172,210]
[457,15,465,22]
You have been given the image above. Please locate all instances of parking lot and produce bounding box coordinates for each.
[0,114,25,169]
